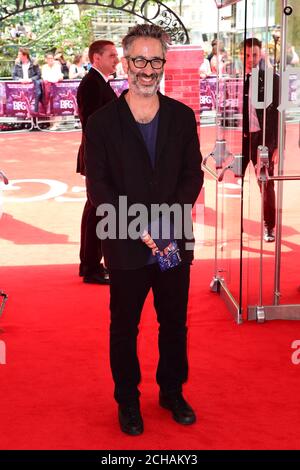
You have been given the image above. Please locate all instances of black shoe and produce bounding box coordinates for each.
[159,392,196,425]
[83,273,110,285]
[118,403,144,436]
[264,226,275,243]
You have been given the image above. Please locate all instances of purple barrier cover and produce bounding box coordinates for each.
[110,78,128,97]
[200,75,297,114]
[0,82,6,116]
[200,76,244,113]
[0,79,128,118]
[200,76,217,111]
[4,82,35,118]
[50,81,79,116]
[0,76,296,118]
[49,78,128,115]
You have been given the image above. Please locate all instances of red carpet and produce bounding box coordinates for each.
[0,131,300,450]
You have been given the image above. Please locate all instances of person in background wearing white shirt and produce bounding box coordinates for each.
[199,58,212,79]
[42,53,64,127]
[54,52,70,79]
[41,53,64,83]
[12,47,42,112]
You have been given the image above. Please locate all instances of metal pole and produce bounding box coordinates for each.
[239,0,248,317]
[269,175,300,181]
[216,8,223,141]
[214,180,219,279]
[258,0,270,308]
[274,0,287,305]
[259,181,265,306]
[262,0,270,148]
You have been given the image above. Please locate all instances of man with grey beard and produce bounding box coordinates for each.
[85,24,203,436]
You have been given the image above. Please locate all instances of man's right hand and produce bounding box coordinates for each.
[141,231,160,256]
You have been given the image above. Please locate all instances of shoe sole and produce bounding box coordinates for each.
[119,425,144,436]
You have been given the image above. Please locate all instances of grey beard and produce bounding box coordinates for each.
[128,70,163,97]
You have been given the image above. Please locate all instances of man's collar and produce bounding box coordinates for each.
[91,66,109,82]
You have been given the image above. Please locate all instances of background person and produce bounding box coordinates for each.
[287,44,300,67]
[76,40,119,284]
[41,53,64,83]
[82,47,91,72]
[207,39,228,75]
[240,37,279,242]
[41,53,64,126]
[54,52,70,79]
[199,57,212,79]
[69,54,87,79]
[12,47,42,113]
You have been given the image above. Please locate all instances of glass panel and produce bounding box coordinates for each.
[241,0,277,309]
[204,0,245,318]
[244,0,300,316]
[201,0,300,319]
[275,0,300,306]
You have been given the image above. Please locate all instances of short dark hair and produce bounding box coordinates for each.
[19,47,30,59]
[88,40,115,63]
[240,37,262,50]
[122,24,171,57]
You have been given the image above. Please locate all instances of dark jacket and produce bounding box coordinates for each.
[76,67,117,175]
[256,70,279,154]
[85,91,203,270]
[12,61,41,82]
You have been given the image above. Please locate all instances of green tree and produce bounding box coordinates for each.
[0,4,97,75]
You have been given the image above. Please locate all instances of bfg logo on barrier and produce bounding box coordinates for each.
[60,100,74,109]
[13,101,26,111]
[200,95,212,105]
[0,340,6,365]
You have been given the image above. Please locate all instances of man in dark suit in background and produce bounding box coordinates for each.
[85,24,203,435]
[240,38,279,242]
[77,40,119,284]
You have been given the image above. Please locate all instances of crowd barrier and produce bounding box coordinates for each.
[0,78,129,132]
[0,76,242,131]
[200,73,299,126]
[0,75,298,132]
[200,76,243,127]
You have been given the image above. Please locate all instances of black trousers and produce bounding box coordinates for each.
[109,262,191,405]
[242,131,276,230]
[80,197,103,275]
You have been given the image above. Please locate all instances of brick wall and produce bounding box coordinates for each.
[164,45,204,127]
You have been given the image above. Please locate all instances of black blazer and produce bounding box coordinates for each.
[76,67,117,175]
[85,91,203,270]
